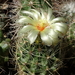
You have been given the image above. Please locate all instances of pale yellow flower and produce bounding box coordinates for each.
[17,8,68,46]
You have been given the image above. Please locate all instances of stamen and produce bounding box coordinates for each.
[36,25,45,31]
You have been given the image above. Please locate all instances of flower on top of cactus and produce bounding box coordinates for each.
[17,8,68,46]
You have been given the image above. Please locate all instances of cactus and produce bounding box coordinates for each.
[0,5,10,65]
[60,0,75,47]
[16,38,63,75]
[50,1,75,74]
[14,0,68,75]
[0,29,10,65]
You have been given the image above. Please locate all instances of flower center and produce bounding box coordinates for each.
[36,24,45,31]
[36,20,48,31]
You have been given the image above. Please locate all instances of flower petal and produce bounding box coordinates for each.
[19,25,33,34]
[43,28,58,38]
[52,23,68,30]
[43,28,59,45]
[51,17,65,24]
[17,16,34,24]
[48,29,58,38]
[53,25,67,34]
[28,30,39,44]
[49,36,59,45]
[40,31,52,46]
[41,9,46,19]
[30,9,40,18]
[22,10,39,19]
[47,8,53,21]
